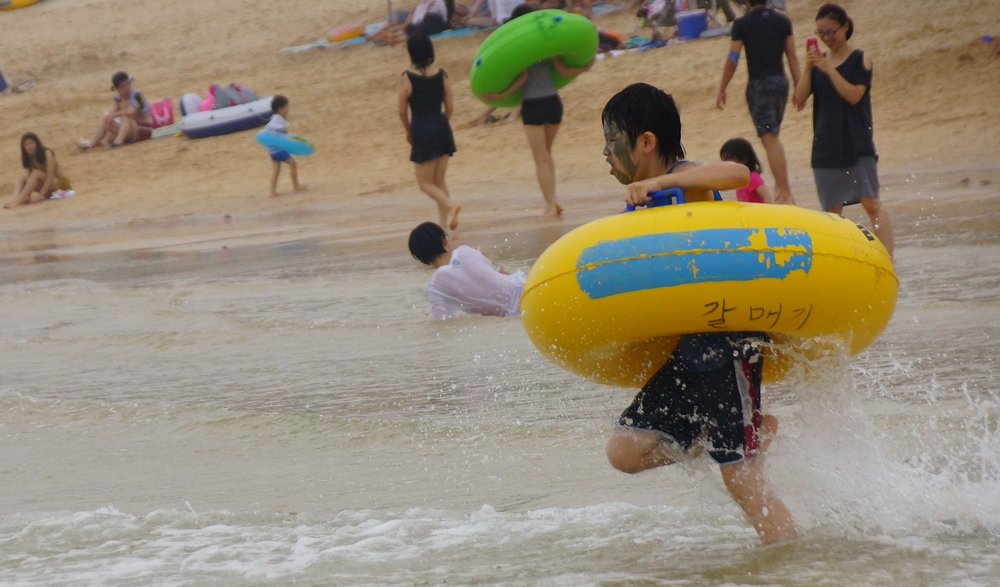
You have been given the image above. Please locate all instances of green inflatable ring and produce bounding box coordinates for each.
[470,9,598,108]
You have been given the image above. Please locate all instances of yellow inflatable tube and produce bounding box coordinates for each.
[0,0,39,11]
[520,201,897,386]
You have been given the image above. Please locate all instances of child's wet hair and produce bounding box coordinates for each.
[271,95,289,112]
[720,138,763,173]
[602,83,684,165]
[407,34,435,69]
[408,222,447,265]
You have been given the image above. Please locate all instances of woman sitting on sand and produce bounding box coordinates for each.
[5,132,73,209]
[77,71,153,150]
[455,0,520,26]
[370,0,452,45]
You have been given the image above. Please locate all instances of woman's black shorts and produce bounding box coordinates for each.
[521,94,563,126]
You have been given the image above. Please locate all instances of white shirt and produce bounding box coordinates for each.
[265,113,288,133]
[427,245,526,319]
[413,0,447,24]
[489,0,522,23]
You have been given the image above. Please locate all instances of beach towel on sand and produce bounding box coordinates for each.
[281,25,490,53]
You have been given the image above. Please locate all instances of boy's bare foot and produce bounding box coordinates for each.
[270,191,280,197]
[294,185,307,193]
[448,204,461,230]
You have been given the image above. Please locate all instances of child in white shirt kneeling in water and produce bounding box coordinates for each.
[408,222,526,320]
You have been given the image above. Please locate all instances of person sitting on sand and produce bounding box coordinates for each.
[408,221,526,319]
[370,0,452,45]
[450,0,491,27]
[633,0,677,41]
[6,132,74,209]
[77,71,153,150]
[458,0,521,26]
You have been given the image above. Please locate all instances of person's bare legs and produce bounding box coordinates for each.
[542,123,562,214]
[758,414,778,452]
[826,199,894,257]
[369,25,406,45]
[415,158,455,230]
[607,415,781,473]
[760,133,795,205]
[860,196,894,256]
[270,161,282,196]
[5,170,45,208]
[78,112,117,149]
[606,427,693,474]
[112,117,136,146]
[287,158,305,192]
[432,155,460,230]
[719,413,797,545]
[9,175,26,203]
[608,415,795,545]
[524,123,563,216]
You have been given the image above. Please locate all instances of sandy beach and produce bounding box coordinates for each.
[0,0,998,249]
[3,2,1000,583]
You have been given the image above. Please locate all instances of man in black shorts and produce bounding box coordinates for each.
[716,0,800,205]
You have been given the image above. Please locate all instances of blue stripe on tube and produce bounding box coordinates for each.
[576,228,812,299]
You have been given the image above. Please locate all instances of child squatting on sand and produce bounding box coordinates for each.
[600,82,798,545]
[264,95,305,197]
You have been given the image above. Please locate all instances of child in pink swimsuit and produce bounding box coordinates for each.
[720,137,773,203]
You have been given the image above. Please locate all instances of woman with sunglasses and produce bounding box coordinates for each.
[794,3,894,255]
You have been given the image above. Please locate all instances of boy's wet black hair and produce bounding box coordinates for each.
[408,222,447,265]
[720,138,763,173]
[601,83,684,165]
[271,95,289,112]
[407,34,435,69]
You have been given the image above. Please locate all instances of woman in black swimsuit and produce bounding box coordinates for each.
[397,33,461,231]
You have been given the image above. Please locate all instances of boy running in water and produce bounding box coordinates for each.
[601,83,798,545]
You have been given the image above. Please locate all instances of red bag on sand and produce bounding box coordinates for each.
[149,98,174,129]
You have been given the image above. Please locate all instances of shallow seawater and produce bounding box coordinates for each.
[1,176,998,585]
